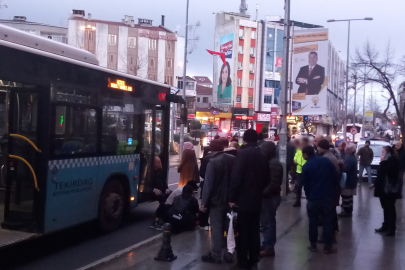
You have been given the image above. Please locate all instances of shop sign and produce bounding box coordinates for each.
[188,114,195,119]
[270,107,278,125]
[235,115,254,121]
[286,115,296,123]
[257,113,271,122]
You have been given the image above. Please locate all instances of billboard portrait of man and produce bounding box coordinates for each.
[295,52,325,95]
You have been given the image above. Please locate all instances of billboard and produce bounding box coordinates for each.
[291,29,329,115]
[216,33,234,104]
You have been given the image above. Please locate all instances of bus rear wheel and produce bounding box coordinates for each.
[98,179,125,233]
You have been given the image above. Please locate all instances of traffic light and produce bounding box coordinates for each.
[304,115,309,122]
[392,121,397,125]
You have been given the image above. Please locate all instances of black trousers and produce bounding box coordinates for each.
[295,173,303,201]
[153,193,169,218]
[380,197,397,232]
[236,212,261,268]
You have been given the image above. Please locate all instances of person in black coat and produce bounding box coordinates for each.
[228,129,269,269]
[295,52,325,95]
[339,144,358,216]
[374,146,403,236]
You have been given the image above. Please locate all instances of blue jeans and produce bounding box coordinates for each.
[307,199,334,247]
[261,196,281,249]
[359,165,372,184]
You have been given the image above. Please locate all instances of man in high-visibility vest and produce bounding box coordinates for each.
[293,137,310,207]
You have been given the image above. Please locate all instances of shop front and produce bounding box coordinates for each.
[232,108,252,129]
[254,113,271,134]
[195,110,232,131]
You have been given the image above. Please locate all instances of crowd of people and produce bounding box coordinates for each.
[148,131,403,270]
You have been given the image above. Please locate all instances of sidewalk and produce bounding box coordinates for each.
[86,184,405,270]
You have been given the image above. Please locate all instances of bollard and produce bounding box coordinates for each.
[154,223,177,262]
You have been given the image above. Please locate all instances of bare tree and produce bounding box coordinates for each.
[119,44,148,78]
[352,41,405,135]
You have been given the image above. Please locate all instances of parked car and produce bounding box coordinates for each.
[356,139,390,179]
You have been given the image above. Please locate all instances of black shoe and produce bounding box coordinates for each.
[385,231,395,237]
[308,243,317,252]
[375,226,388,233]
[201,253,222,264]
[149,221,158,229]
[224,251,233,264]
[293,201,301,207]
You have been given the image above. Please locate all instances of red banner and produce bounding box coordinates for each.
[275,57,282,67]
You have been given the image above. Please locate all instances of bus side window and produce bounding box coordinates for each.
[53,106,97,156]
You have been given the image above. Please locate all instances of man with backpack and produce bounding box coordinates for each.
[200,139,235,264]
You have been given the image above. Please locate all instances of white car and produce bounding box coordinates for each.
[356,140,390,179]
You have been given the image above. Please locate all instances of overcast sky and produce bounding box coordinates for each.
[1,0,404,91]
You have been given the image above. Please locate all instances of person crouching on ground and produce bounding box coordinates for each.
[301,146,339,254]
[259,141,283,257]
[201,139,235,264]
[149,155,172,230]
[164,184,199,233]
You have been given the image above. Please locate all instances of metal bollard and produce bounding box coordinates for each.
[154,223,177,262]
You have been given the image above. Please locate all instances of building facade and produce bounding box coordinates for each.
[0,16,67,43]
[68,10,183,86]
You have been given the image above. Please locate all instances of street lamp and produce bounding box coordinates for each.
[327,18,373,138]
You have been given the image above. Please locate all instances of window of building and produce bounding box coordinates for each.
[166,59,172,68]
[150,58,154,67]
[238,62,243,69]
[130,57,133,65]
[248,95,253,104]
[251,30,256,39]
[236,95,241,103]
[149,39,157,50]
[203,97,208,103]
[128,37,136,48]
[110,54,114,63]
[239,28,244,37]
[249,80,254,88]
[275,29,284,73]
[250,63,254,71]
[108,34,117,45]
[274,88,280,105]
[52,106,97,156]
[196,97,200,102]
[237,78,242,86]
[239,45,244,54]
[264,95,272,104]
[186,101,194,109]
[266,27,275,72]
[167,41,172,51]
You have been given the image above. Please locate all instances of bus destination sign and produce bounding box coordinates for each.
[109,79,133,92]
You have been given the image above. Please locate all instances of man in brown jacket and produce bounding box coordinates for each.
[357,140,374,188]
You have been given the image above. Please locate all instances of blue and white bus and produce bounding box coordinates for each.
[0,25,184,247]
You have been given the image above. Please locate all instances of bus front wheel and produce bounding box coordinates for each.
[98,179,125,233]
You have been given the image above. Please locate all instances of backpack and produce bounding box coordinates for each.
[167,195,194,219]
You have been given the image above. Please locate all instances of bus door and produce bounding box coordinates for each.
[1,90,44,231]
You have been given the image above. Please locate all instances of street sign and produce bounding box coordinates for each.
[350,128,357,135]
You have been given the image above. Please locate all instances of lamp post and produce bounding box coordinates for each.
[327,18,372,137]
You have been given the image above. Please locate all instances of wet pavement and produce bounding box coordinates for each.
[90,183,405,270]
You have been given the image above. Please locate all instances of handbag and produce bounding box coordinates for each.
[340,172,347,189]
[384,176,401,194]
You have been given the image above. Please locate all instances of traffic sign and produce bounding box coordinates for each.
[350,128,357,135]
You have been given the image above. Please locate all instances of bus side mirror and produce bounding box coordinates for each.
[180,107,187,125]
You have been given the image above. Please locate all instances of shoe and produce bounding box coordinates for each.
[385,231,395,237]
[308,243,317,252]
[200,226,209,231]
[323,246,337,254]
[224,251,233,264]
[260,248,275,257]
[369,184,375,188]
[293,201,301,207]
[375,226,388,233]
[201,253,222,264]
[155,223,163,230]
[149,221,158,229]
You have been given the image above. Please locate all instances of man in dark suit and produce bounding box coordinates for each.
[296,52,325,95]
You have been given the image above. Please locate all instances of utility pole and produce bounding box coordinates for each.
[179,0,189,161]
[352,74,357,142]
[279,0,290,198]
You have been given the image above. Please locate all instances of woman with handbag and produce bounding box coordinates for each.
[374,146,403,236]
[339,144,358,217]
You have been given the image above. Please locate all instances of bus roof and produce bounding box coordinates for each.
[0,24,170,90]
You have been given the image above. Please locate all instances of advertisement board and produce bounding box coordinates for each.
[291,29,329,115]
[216,33,234,104]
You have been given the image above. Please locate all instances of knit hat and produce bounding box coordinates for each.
[209,139,224,151]
[318,139,330,150]
[183,142,194,150]
[243,129,258,143]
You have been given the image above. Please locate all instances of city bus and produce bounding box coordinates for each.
[0,24,185,247]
